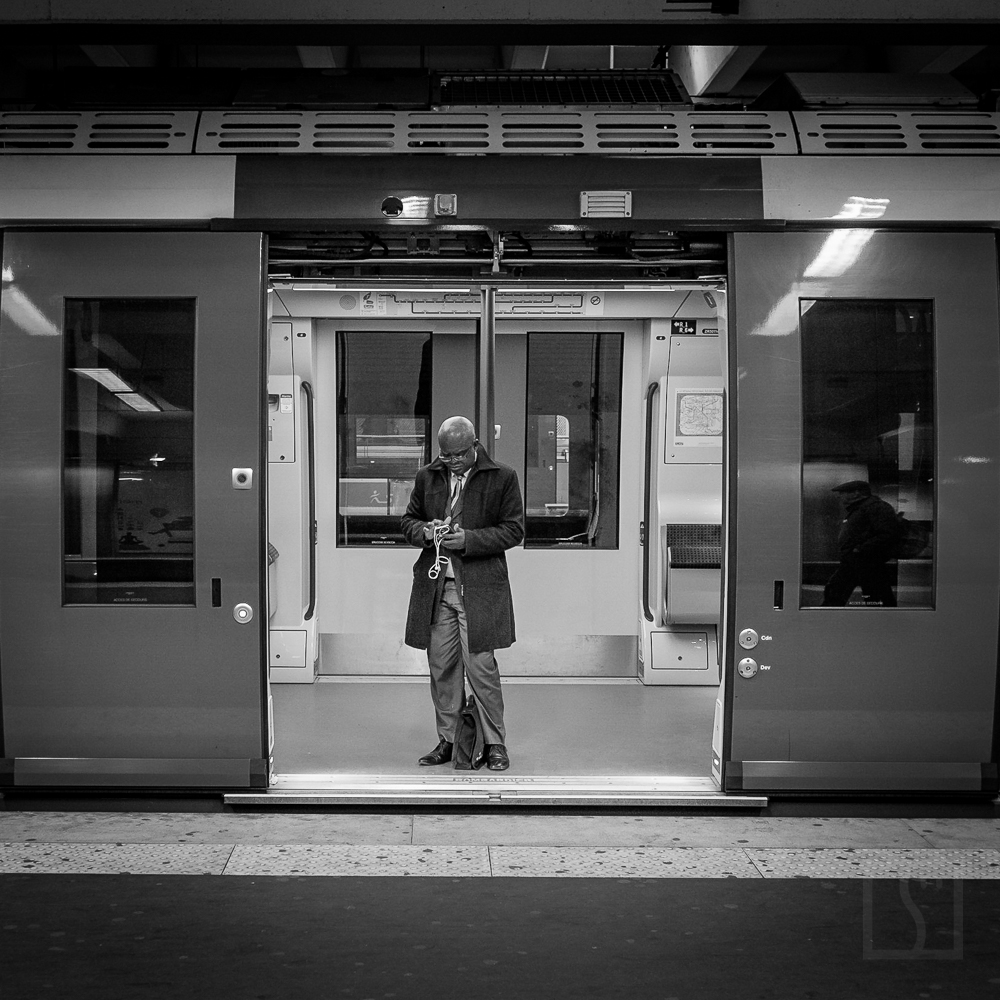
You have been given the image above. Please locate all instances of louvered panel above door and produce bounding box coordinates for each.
[0,112,199,153]
[794,112,1000,154]
[195,109,798,155]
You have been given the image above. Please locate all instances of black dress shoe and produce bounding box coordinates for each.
[485,744,509,771]
[418,740,453,766]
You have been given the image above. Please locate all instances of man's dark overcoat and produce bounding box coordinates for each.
[837,494,900,559]
[401,446,524,654]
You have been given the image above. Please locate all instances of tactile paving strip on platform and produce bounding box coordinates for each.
[223,844,491,877]
[746,848,1000,879]
[490,847,762,878]
[0,843,233,875]
[4,843,1000,879]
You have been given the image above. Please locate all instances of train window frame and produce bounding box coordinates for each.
[798,297,936,611]
[62,296,197,607]
[334,327,433,547]
[522,330,624,550]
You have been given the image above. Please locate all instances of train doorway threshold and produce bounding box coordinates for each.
[227,680,767,808]
[225,775,766,808]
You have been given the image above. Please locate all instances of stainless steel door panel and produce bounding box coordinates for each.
[728,232,1000,778]
[0,232,265,765]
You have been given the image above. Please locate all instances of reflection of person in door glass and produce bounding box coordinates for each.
[821,481,900,608]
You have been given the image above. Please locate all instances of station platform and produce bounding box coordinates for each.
[2,811,998,998]
[1,810,998,877]
[2,811,999,998]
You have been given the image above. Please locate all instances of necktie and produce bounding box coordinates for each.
[449,473,464,515]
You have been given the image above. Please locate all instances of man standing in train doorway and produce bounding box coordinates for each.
[821,480,900,608]
[402,416,524,771]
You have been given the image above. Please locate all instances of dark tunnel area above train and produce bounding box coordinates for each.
[267,230,728,281]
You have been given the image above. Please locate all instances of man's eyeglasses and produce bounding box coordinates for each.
[439,442,476,461]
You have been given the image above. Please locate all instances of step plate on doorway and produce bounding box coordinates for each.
[225,774,766,807]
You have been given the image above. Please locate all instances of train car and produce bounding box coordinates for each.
[0,105,998,803]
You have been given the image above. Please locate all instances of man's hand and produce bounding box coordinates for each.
[423,518,450,542]
[440,527,465,550]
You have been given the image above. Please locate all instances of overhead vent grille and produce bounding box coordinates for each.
[580,191,632,218]
[196,110,797,155]
[0,112,198,153]
[794,112,1000,154]
[438,72,685,106]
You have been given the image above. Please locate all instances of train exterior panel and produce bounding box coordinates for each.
[1,127,999,798]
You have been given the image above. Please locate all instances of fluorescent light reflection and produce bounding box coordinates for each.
[804,196,890,279]
[753,197,891,336]
[401,196,433,217]
[804,230,877,279]
[0,286,60,336]
[827,196,890,221]
[116,393,161,412]
[70,368,134,393]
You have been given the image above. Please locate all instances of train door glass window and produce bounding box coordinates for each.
[336,330,431,545]
[800,299,935,609]
[524,332,623,548]
[63,298,195,605]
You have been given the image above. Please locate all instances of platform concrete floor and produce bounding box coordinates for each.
[2,811,999,849]
[271,679,716,776]
[4,875,1000,1000]
[3,806,999,996]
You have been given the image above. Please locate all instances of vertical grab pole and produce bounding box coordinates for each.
[478,284,496,455]
[301,380,317,622]
[642,382,659,623]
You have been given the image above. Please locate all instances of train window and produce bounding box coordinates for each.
[336,330,432,545]
[63,298,196,605]
[799,299,935,610]
[524,332,623,548]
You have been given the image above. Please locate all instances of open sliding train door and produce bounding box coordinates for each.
[722,231,1000,795]
[0,232,269,788]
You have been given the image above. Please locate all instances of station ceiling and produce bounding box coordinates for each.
[2,2,1000,110]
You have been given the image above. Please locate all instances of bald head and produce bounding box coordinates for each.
[438,416,477,473]
[438,416,475,448]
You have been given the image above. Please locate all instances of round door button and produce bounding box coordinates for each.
[233,603,254,624]
[737,657,758,678]
[738,628,759,649]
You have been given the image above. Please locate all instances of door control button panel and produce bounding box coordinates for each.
[737,657,758,678]
[738,628,759,649]
[233,602,254,624]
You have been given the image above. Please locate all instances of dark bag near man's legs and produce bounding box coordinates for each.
[452,694,486,770]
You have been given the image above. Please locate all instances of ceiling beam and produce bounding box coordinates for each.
[888,44,987,74]
[12,0,1000,21]
[296,45,349,68]
[920,45,986,72]
[502,45,550,70]
[668,44,765,96]
[80,44,131,67]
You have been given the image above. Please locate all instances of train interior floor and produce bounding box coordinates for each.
[270,678,717,777]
